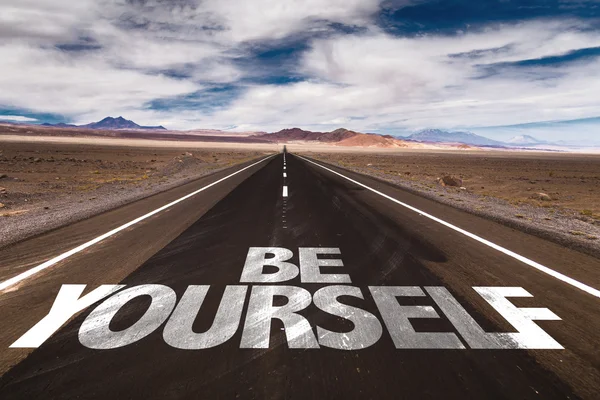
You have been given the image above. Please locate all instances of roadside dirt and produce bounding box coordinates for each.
[302,151,600,256]
[0,141,270,248]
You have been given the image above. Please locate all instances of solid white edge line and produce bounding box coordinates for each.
[297,154,600,298]
[283,186,288,197]
[0,155,276,292]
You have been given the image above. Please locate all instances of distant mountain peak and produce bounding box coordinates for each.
[405,129,505,147]
[403,129,556,148]
[85,116,139,129]
[259,127,360,142]
[330,128,349,134]
[41,116,166,130]
[507,135,544,144]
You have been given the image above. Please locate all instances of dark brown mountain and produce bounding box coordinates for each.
[318,128,360,142]
[256,127,360,142]
[258,128,324,141]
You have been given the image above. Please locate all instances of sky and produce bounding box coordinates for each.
[1,0,600,142]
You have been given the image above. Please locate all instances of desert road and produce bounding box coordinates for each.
[0,151,599,399]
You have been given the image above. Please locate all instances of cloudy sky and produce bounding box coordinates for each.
[1,0,599,141]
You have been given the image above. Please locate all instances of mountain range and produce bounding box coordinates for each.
[42,116,166,130]
[401,129,506,147]
[257,127,586,149]
[4,115,587,149]
[256,128,409,148]
[256,128,361,142]
[398,129,558,148]
[258,127,550,148]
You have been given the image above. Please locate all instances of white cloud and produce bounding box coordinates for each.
[0,115,38,122]
[0,1,98,42]
[202,0,380,42]
[0,0,380,126]
[0,1,599,139]
[196,20,600,134]
[0,43,200,117]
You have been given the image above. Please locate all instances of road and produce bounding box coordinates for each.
[0,152,599,399]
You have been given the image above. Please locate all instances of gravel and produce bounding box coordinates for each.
[314,158,600,258]
[0,159,251,249]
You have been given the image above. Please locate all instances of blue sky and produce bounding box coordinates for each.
[1,0,599,142]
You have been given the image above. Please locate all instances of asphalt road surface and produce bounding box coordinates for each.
[0,152,599,399]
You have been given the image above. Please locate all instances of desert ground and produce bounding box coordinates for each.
[0,138,274,247]
[1,132,599,255]
[298,150,600,256]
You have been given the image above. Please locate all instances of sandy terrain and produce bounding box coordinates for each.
[0,134,281,151]
[0,123,273,145]
[0,139,272,248]
[284,141,476,152]
[2,131,599,256]
[1,124,478,151]
[300,150,600,256]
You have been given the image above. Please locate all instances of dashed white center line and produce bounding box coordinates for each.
[282,153,288,229]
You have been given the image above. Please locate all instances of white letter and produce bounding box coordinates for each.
[299,248,351,283]
[79,284,176,349]
[475,287,562,349]
[10,284,124,348]
[426,286,562,349]
[240,285,318,349]
[163,285,247,349]
[240,247,299,283]
[370,286,464,349]
[314,286,382,350]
